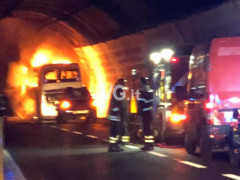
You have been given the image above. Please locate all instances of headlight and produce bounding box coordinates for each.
[60,100,72,110]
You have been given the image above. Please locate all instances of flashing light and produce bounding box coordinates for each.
[161,49,174,61]
[149,48,174,64]
[229,97,240,104]
[150,52,162,64]
[205,102,214,109]
[60,100,72,110]
[209,134,215,138]
[171,57,178,63]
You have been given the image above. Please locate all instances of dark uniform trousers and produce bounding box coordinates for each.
[142,111,154,146]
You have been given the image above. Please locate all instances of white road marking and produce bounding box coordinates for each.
[148,151,168,157]
[125,145,140,150]
[178,161,207,169]
[222,174,240,180]
[86,135,98,139]
[60,128,70,132]
[73,131,83,135]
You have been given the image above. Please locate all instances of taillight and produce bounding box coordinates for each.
[205,102,213,110]
[60,100,72,110]
[204,93,215,112]
[170,114,187,123]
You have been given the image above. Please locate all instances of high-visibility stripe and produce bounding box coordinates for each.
[109,136,117,143]
[108,115,120,121]
[122,136,130,139]
[110,137,118,140]
[138,98,146,102]
[145,140,154,143]
[112,107,120,112]
[143,107,153,111]
[122,139,130,142]
[146,99,154,103]
[109,140,116,143]
[144,136,154,139]
[138,98,154,103]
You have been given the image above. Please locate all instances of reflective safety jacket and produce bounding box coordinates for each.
[107,86,124,121]
[138,85,154,114]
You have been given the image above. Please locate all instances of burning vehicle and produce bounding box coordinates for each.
[33,63,96,122]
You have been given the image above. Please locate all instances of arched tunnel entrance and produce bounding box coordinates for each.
[0,11,125,118]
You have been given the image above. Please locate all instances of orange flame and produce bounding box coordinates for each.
[76,46,110,117]
[8,46,110,119]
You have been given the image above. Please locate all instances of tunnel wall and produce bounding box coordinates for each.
[2,0,240,117]
[90,0,240,87]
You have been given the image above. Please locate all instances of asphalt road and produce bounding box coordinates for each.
[5,120,240,180]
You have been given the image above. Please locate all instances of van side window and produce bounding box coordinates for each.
[189,55,208,99]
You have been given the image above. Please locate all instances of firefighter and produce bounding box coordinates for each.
[108,79,128,152]
[138,77,154,151]
[119,87,130,145]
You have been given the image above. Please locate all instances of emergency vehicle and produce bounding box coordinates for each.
[153,56,189,143]
[184,37,240,160]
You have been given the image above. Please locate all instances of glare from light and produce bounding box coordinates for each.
[190,55,194,60]
[229,97,240,104]
[160,49,174,61]
[60,100,71,109]
[149,52,162,64]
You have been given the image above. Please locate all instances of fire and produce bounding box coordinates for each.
[8,45,110,119]
[7,47,75,119]
[76,46,110,117]
[32,49,72,68]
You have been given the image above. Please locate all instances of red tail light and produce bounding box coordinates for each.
[205,102,213,109]
[204,94,215,124]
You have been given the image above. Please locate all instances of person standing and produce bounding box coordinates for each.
[108,79,127,152]
[138,77,155,151]
[119,89,130,145]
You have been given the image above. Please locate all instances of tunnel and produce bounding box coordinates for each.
[0,0,240,118]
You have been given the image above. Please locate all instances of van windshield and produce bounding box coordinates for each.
[43,69,80,83]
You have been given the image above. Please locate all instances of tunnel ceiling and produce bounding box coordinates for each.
[0,0,229,45]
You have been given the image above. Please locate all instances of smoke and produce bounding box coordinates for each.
[0,17,80,119]
[0,17,111,119]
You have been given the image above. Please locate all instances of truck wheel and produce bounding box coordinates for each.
[163,130,171,144]
[185,133,197,154]
[229,148,240,167]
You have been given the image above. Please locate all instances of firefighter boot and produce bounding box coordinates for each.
[141,143,154,151]
[108,143,124,152]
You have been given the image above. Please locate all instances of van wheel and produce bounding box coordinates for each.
[185,133,197,154]
[229,148,240,167]
[200,129,212,159]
